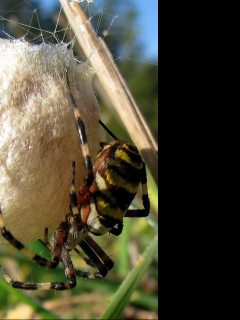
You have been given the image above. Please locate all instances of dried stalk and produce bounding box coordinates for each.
[59,0,158,183]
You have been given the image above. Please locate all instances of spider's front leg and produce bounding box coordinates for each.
[66,73,94,227]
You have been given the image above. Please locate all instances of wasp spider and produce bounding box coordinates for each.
[0,72,150,290]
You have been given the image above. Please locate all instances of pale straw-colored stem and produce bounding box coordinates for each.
[59,0,158,183]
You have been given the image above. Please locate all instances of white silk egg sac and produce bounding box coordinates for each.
[0,39,104,243]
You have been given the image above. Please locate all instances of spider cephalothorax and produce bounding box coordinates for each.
[0,72,150,290]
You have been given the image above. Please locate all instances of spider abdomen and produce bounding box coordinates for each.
[92,141,143,221]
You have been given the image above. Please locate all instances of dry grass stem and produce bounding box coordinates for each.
[59,0,158,183]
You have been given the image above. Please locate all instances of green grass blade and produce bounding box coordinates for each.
[116,221,131,276]
[0,276,60,320]
[99,233,158,320]
[147,168,158,214]
[132,293,158,311]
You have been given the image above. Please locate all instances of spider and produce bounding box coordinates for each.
[0,72,150,290]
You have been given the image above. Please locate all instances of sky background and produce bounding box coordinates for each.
[36,0,158,61]
[133,0,158,60]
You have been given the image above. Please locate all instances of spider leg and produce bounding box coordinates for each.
[66,72,95,238]
[40,233,103,280]
[69,161,78,215]
[109,220,123,236]
[0,205,62,269]
[40,225,105,280]
[66,72,94,190]
[125,162,150,218]
[74,247,95,268]
[68,161,84,234]
[0,246,77,290]
[42,227,52,250]
[78,240,108,278]
[39,233,102,281]
[79,235,114,277]
[69,235,115,279]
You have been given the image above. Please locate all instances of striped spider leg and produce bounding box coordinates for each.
[0,203,77,290]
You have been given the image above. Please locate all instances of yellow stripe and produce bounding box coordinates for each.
[0,267,12,283]
[95,172,116,201]
[96,196,127,219]
[72,206,79,215]
[96,143,112,158]
[105,169,139,194]
[20,247,36,259]
[83,143,90,157]
[122,143,139,154]
[0,213,5,228]
[70,185,76,193]
[74,108,81,119]
[115,149,142,169]
[106,157,143,172]
[38,283,53,290]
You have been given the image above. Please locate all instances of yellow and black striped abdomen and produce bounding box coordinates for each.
[93,141,143,220]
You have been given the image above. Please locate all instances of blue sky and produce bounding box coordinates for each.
[36,0,158,60]
[133,0,158,60]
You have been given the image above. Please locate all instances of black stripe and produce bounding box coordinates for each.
[66,276,77,287]
[80,240,109,277]
[76,118,88,144]
[85,156,93,170]
[95,186,136,212]
[142,194,150,211]
[125,144,139,154]
[84,236,114,271]
[106,143,142,166]
[107,161,142,183]
[12,282,38,290]
[95,190,118,208]
[51,280,76,290]
[110,220,123,236]
[70,191,78,207]
[109,187,136,211]
[1,228,24,250]
[98,213,119,228]
[75,270,94,278]
[69,89,76,107]
[141,163,148,184]
[116,146,142,165]
[85,171,94,186]
[33,255,58,268]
